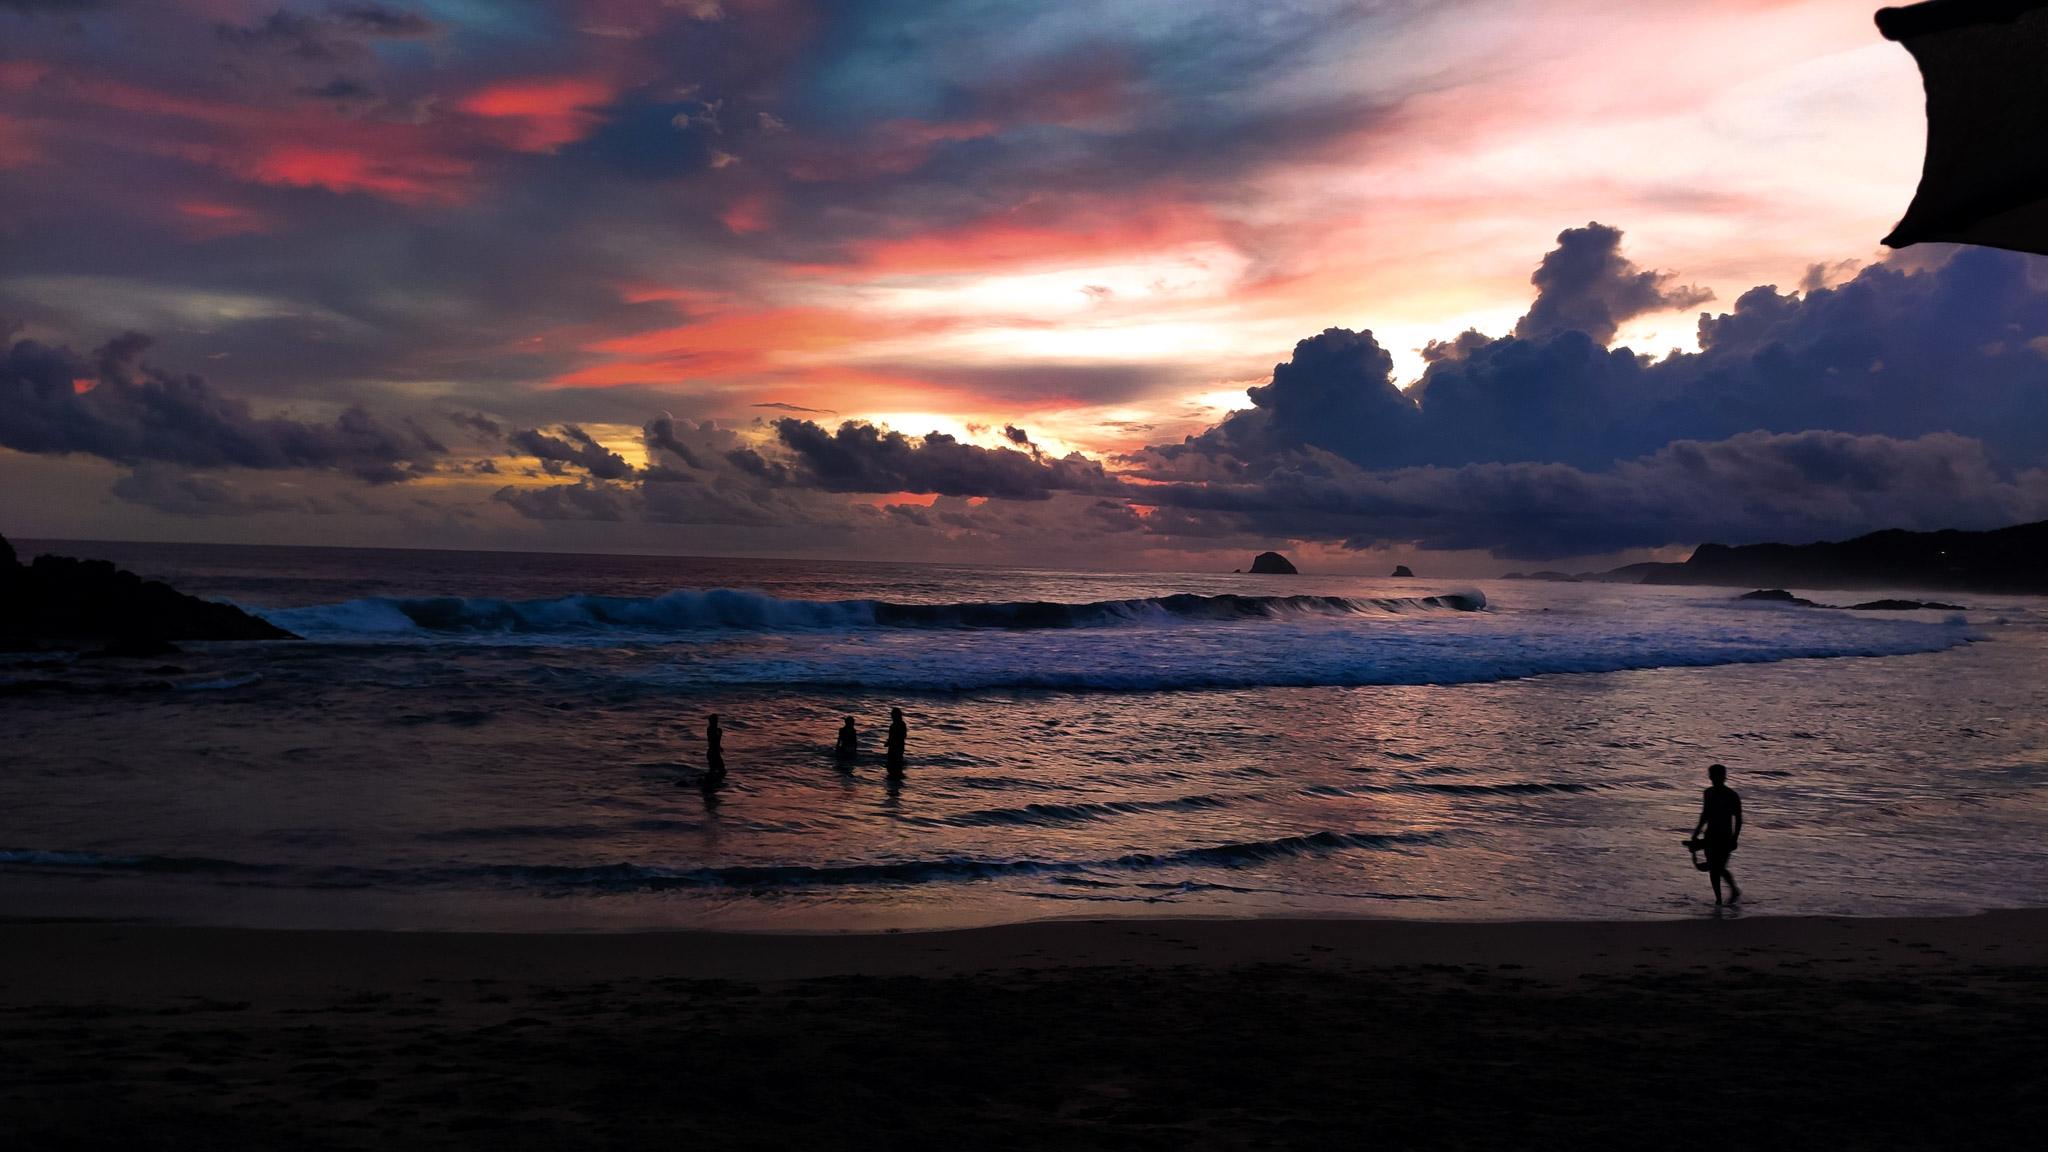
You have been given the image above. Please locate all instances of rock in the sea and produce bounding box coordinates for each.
[1737,589,1820,607]
[1248,551,1298,575]
[0,533,297,647]
[1390,565,1414,578]
[1845,598,1966,611]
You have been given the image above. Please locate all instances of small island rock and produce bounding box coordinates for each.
[1248,551,1298,575]
[1390,565,1414,578]
[1737,589,1820,607]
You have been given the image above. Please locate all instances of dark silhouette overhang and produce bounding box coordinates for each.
[1879,0,2048,254]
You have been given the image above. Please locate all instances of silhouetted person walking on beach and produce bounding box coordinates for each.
[835,716,859,763]
[885,707,907,775]
[1692,763,1742,905]
[704,714,727,788]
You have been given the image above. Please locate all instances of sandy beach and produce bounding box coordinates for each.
[5,910,2045,1149]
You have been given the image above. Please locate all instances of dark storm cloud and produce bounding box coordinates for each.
[643,415,707,470]
[771,418,1118,499]
[1143,431,2048,560]
[1154,327,1422,470]
[494,465,842,531]
[1139,244,2048,477]
[0,330,441,482]
[446,410,503,439]
[1513,222,1713,344]
[506,425,633,480]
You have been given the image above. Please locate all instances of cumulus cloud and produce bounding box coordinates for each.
[0,329,441,482]
[1155,327,1422,470]
[506,425,633,479]
[643,414,707,470]
[1513,222,1713,344]
[446,410,502,439]
[1138,244,2048,477]
[771,419,1119,500]
[483,236,2048,561]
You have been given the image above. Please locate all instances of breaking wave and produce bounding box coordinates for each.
[262,588,1486,640]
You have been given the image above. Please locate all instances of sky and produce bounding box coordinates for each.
[3,0,2046,573]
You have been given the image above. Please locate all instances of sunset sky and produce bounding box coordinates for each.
[5,0,2046,572]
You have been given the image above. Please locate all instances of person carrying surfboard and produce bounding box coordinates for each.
[1690,764,1743,905]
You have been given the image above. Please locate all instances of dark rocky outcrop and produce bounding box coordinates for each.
[1249,552,1298,575]
[1736,589,1966,612]
[1737,589,1821,607]
[0,533,296,648]
[1389,565,1414,578]
[1643,521,2048,593]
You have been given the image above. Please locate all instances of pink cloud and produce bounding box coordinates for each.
[719,192,774,234]
[239,144,474,205]
[459,77,617,152]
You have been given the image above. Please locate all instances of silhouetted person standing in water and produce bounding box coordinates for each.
[884,707,907,775]
[704,714,727,788]
[835,716,859,763]
[1692,763,1742,905]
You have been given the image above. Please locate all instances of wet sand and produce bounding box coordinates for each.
[4,911,2046,1149]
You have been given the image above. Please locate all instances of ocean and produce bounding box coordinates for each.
[3,540,2043,931]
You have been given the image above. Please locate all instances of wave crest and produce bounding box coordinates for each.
[263,588,1486,640]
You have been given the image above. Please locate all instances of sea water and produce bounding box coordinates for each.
[2,540,2043,930]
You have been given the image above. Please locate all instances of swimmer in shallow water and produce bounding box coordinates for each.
[884,707,907,775]
[834,716,859,763]
[703,714,727,789]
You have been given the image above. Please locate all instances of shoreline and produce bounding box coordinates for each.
[7,910,2045,1148]
[7,907,2047,987]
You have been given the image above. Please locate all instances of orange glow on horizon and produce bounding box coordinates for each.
[857,491,941,508]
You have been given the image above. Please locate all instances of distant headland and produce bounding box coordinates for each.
[1504,521,2048,593]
